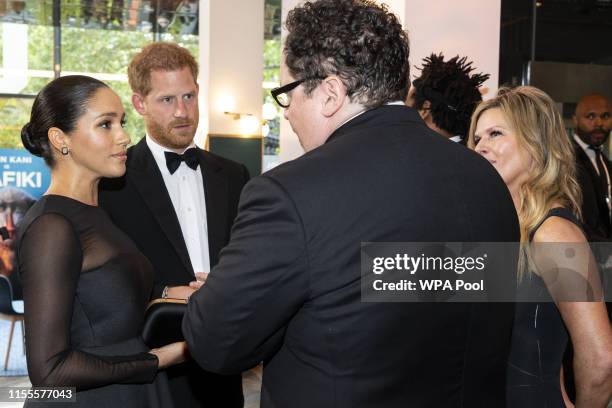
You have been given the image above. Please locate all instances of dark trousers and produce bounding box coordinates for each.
[166,361,244,407]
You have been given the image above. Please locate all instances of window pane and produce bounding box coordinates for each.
[0,97,34,149]
[0,1,199,149]
[54,1,200,35]
[58,3,200,145]
[0,23,53,95]
[263,0,281,171]
[62,27,153,74]
[160,32,199,60]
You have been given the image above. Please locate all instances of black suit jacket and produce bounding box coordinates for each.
[573,141,612,241]
[183,105,519,408]
[571,141,612,353]
[99,137,249,408]
[99,138,249,297]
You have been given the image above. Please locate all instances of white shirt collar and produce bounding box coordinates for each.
[573,133,591,151]
[573,133,600,174]
[450,135,463,143]
[337,100,406,129]
[144,135,209,273]
[338,110,366,129]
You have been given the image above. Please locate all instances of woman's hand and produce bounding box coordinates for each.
[149,341,189,369]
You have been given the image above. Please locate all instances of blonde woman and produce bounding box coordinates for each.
[468,86,612,407]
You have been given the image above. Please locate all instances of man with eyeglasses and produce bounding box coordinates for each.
[184,0,519,407]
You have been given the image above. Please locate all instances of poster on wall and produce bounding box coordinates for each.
[0,148,51,285]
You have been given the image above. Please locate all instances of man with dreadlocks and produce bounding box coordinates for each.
[407,53,489,145]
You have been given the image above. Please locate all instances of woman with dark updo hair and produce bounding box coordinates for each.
[15,75,183,407]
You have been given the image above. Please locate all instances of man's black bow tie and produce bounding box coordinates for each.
[164,148,199,174]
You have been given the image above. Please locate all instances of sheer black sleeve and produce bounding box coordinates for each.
[17,213,158,390]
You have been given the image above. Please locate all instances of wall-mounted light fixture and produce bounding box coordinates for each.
[224,111,261,136]
[221,101,280,137]
[217,94,237,113]
[223,111,246,120]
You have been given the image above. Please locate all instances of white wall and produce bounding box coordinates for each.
[198,0,265,146]
[399,0,501,99]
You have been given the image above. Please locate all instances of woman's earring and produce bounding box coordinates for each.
[61,146,69,155]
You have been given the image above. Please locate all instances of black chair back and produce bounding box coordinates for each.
[9,271,22,301]
[0,227,8,241]
[0,275,16,315]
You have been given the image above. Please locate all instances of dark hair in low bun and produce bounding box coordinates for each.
[20,122,43,156]
[23,75,109,166]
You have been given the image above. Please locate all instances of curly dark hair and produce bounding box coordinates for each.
[412,53,489,137]
[284,0,410,109]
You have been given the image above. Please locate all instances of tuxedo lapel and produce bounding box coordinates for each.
[600,152,612,227]
[197,149,228,268]
[128,139,194,275]
[574,142,611,227]
[575,143,605,196]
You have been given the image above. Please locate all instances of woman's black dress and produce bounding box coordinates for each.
[506,207,579,407]
[15,195,174,407]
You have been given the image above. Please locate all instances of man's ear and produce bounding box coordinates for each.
[132,93,147,115]
[320,76,347,117]
[418,100,432,120]
[47,127,69,153]
[572,113,578,128]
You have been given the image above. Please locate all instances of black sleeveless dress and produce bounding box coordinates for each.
[506,207,580,407]
[15,195,174,407]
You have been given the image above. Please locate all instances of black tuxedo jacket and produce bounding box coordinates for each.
[573,141,612,241]
[183,105,519,408]
[99,137,249,408]
[99,137,249,298]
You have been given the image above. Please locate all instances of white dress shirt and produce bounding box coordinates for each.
[574,134,599,173]
[337,101,406,129]
[146,135,211,274]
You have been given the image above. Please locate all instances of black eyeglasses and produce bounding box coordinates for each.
[271,77,322,108]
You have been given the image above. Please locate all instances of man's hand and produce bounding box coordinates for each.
[165,285,196,299]
[189,272,209,290]
[165,273,209,299]
[150,341,189,369]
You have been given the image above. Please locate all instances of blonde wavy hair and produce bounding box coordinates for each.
[467,86,582,280]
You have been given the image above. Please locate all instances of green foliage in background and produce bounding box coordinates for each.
[0,98,34,149]
[263,39,280,84]
[263,38,281,154]
[0,21,198,150]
